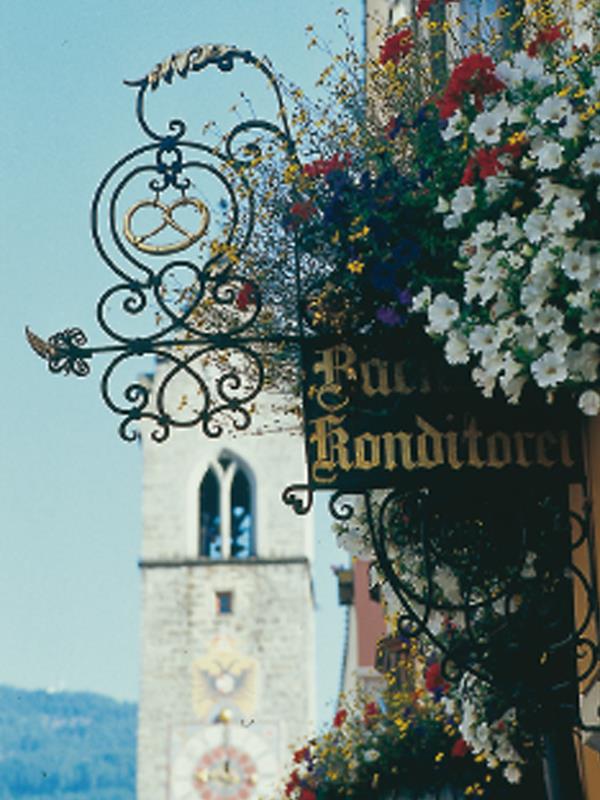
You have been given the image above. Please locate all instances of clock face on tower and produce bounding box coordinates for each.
[170,724,280,800]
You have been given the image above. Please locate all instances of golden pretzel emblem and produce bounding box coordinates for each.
[123,196,210,255]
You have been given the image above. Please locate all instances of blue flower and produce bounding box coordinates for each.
[376,306,406,327]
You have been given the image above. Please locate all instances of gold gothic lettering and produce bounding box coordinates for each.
[308,414,353,483]
[312,344,356,412]
[308,413,576,484]
[311,344,434,413]
[355,433,381,469]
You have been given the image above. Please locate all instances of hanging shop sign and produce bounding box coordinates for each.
[301,333,583,492]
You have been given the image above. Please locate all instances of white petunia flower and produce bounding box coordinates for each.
[411,285,432,312]
[491,291,512,319]
[445,331,470,364]
[531,351,567,388]
[481,349,504,377]
[484,175,510,202]
[471,221,496,248]
[562,250,590,281]
[581,308,600,334]
[567,343,600,382]
[535,140,563,171]
[470,108,505,144]
[532,305,563,335]
[494,60,520,87]
[504,764,522,784]
[464,269,485,303]
[567,288,592,309]
[479,274,503,303]
[551,194,585,232]
[496,53,545,86]
[513,52,546,83]
[579,142,600,175]
[435,196,450,213]
[501,353,521,381]
[536,94,571,124]
[579,390,600,416]
[500,373,526,404]
[427,293,460,333]
[523,210,551,243]
[531,247,556,274]
[469,325,500,355]
[562,112,583,139]
[451,185,476,216]
[363,749,380,763]
[548,328,573,354]
[443,213,461,230]
[521,274,552,315]
[537,178,561,206]
[507,103,527,125]
[516,324,538,351]
[472,366,497,397]
[497,213,523,246]
[441,110,464,142]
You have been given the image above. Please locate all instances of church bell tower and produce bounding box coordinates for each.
[136,383,315,800]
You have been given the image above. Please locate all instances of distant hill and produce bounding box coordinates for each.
[0,685,136,799]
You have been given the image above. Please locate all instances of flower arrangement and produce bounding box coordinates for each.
[421,25,600,414]
[278,656,532,799]
[248,1,600,412]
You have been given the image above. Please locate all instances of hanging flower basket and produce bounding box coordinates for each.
[250,4,600,414]
[419,32,600,414]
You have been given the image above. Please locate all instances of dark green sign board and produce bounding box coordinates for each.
[301,333,583,493]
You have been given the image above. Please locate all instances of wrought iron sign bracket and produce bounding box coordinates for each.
[27,44,304,443]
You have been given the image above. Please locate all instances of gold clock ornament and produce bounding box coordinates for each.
[169,722,280,800]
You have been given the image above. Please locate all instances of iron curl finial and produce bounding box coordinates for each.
[124,44,253,90]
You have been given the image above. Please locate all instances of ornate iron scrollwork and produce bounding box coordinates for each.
[27,44,300,442]
[324,482,600,735]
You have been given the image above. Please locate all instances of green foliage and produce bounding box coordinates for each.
[0,685,136,799]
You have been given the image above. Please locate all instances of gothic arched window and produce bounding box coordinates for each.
[198,455,255,559]
[199,468,221,558]
[230,469,253,559]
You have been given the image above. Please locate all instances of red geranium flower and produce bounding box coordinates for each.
[527,24,564,57]
[299,789,317,800]
[417,0,459,16]
[451,737,470,758]
[333,708,348,727]
[289,200,317,222]
[379,29,414,65]
[416,0,435,18]
[461,140,524,185]
[437,53,505,118]
[425,662,449,694]
[285,770,301,796]
[236,282,256,311]
[293,746,310,764]
[303,152,351,178]
[363,701,380,724]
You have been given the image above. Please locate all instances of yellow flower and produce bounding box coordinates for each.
[348,225,370,242]
[508,131,527,146]
[282,163,300,184]
[434,752,445,763]
[347,260,365,274]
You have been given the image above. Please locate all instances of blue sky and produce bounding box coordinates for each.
[0,0,362,728]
